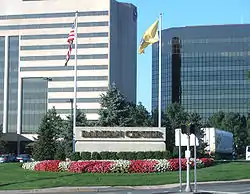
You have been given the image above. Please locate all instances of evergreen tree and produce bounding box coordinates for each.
[130,102,151,127]
[98,84,152,127]
[32,108,63,161]
[62,109,88,158]
[98,84,133,127]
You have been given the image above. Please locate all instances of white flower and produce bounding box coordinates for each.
[190,158,202,164]
[58,161,71,171]
[110,160,131,173]
[154,159,169,172]
[22,162,40,170]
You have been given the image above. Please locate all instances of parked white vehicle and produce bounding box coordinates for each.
[246,146,250,161]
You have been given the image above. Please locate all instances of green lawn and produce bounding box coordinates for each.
[0,162,250,190]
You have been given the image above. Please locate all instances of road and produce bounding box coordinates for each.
[2,181,250,194]
[57,181,250,194]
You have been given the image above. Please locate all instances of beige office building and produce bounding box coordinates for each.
[0,0,137,152]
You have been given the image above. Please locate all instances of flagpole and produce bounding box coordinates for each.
[73,11,78,153]
[158,13,162,128]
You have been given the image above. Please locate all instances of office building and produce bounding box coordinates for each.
[152,24,250,121]
[0,0,137,152]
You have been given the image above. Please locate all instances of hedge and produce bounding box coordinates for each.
[70,151,173,161]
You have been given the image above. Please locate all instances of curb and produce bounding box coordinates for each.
[0,179,250,193]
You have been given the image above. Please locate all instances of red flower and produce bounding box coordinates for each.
[32,158,214,174]
[34,160,61,172]
[128,160,158,173]
[68,161,114,173]
[199,158,214,167]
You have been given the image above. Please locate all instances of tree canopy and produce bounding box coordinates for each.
[32,107,63,161]
[97,84,151,127]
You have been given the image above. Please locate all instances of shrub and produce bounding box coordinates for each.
[108,152,118,160]
[116,152,126,160]
[152,151,164,159]
[125,152,137,160]
[144,151,155,159]
[81,152,91,160]
[92,152,101,160]
[100,151,117,160]
[70,152,81,161]
[162,150,172,159]
[136,152,146,160]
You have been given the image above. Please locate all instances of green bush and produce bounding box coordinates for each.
[70,152,81,161]
[100,151,110,160]
[152,151,164,159]
[92,152,101,160]
[162,150,172,159]
[136,151,146,160]
[126,152,137,160]
[144,151,155,159]
[108,152,118,160]
[81,152,91,160]
[116,152,126,160]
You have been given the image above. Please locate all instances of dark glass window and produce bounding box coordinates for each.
[0,37,4,125]
[21,78,47,134]
[7,36,19,132]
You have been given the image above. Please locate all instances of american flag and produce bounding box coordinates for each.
[65,20,76,66]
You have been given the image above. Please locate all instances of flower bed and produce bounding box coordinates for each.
[22,158,214,173]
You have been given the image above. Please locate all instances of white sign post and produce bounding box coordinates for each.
[175,129,200,193]
[185,134,191,192]
[178,129,182,192]
[194,134,197,192]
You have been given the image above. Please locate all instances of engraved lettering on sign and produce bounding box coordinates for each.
[81,130,163,139]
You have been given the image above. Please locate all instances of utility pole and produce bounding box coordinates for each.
[69,98,73,126]
[67,98,74,151]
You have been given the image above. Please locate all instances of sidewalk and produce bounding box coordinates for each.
[0,179,250,194]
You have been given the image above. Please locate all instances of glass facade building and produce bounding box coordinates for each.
[152,24,250,121]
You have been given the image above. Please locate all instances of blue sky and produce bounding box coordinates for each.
[119,0,250,112]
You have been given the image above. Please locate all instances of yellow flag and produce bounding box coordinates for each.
[138,19,159,54]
